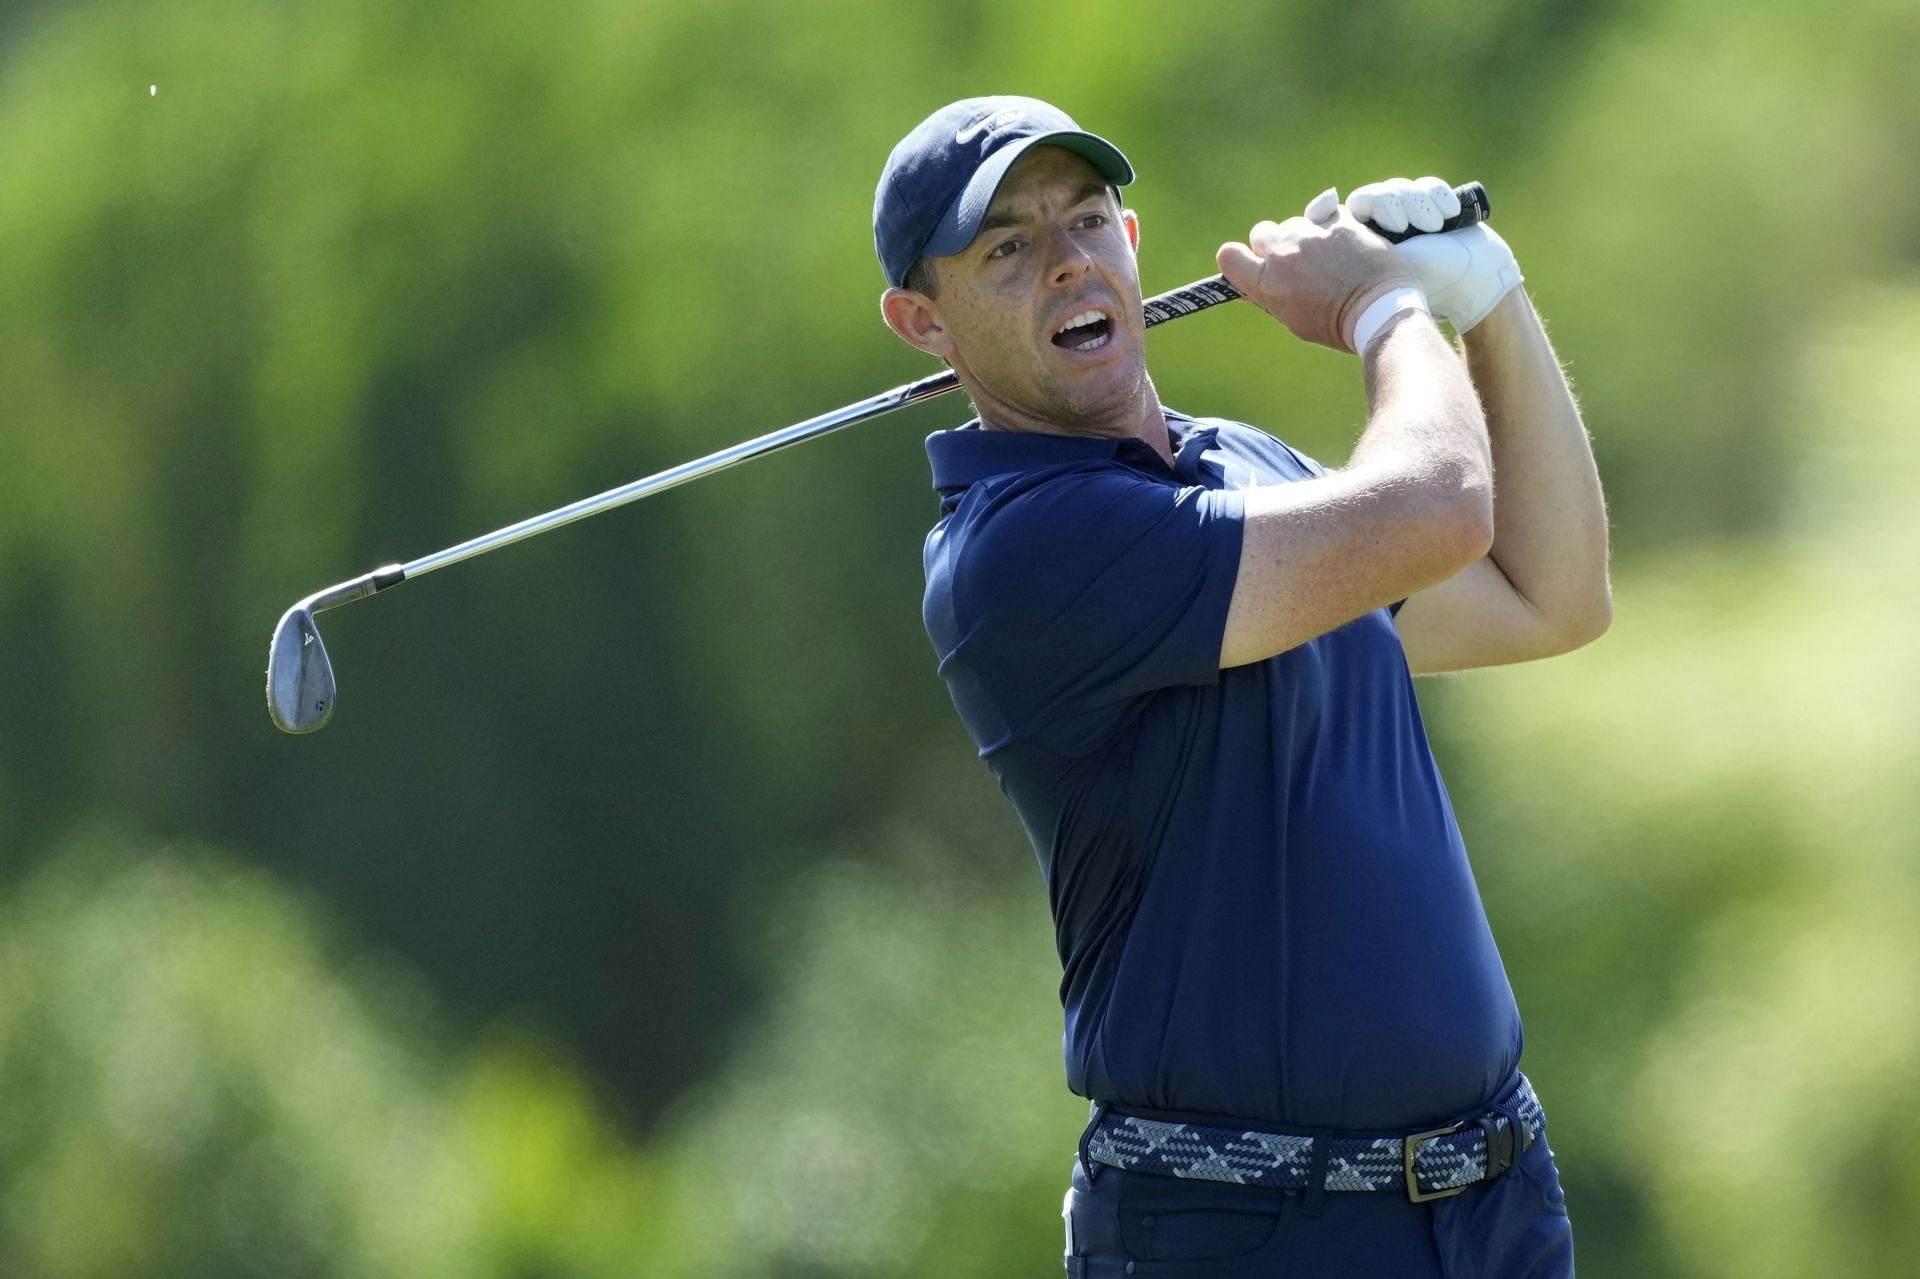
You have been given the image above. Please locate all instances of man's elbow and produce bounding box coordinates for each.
[1545,585,1613,655]
[1432,473,1495,575]
[1572,587,1614,646]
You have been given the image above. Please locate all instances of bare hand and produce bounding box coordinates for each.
[1217,206,1420,353]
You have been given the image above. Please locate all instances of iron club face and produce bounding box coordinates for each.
[267,603,337,733]
[265,566,406,734]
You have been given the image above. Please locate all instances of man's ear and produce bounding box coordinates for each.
[880,287,953,358]
[1123,208,1140,253]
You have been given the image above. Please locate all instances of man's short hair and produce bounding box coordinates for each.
[904,257,940,298]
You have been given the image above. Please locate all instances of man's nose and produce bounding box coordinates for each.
[1044,227,1095,285]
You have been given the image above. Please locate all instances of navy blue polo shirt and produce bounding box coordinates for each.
[922,410,1522,1132]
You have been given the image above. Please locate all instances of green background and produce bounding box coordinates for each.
[3,0,1917,1273]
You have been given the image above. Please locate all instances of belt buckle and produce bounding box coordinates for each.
[1403,1121,1469,1203]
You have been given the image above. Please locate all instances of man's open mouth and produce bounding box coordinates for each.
[1052,309,1112,352]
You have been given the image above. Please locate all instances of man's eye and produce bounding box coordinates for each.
[987,238,1022,260]
[1080,213,1109,229]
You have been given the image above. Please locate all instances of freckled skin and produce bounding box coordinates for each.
[882,147,1171,459]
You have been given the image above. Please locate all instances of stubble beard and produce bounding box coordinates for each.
[1048,348,1148,433]
[960,328,1152,436]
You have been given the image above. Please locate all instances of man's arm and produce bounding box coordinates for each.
[1214,209,1495,669]
[1219,312,1493,667]
[1392,289,1612,673]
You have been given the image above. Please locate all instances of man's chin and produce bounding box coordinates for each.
[1053,362,1146,425]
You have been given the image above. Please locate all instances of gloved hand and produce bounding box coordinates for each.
[1346,176,1523,333]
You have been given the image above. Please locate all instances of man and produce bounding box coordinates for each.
[875,95,1607,1278]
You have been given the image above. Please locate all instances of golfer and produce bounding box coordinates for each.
[876,97,1607,1276]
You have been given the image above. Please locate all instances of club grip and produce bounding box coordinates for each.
[1374,180,1489,244]
[1141,180,1490,328]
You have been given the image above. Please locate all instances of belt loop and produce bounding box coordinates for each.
[1490,1098,1525,1178]
[1079,1102,1110,1185]
[1477,1113,1512,1179]
[1301,1129,1333,1218]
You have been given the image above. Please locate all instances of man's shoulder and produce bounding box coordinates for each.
[1179,412,1327,480]
[935,459,1158,563]
[925,419,1134,497]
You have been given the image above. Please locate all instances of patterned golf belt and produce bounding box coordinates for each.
[1085,1075,1545,1201]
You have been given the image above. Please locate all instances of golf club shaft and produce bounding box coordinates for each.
[398,367,960,583]
[368,273,1237,593]
[332,181,1489,602]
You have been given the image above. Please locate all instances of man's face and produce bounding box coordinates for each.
[905,146,1147,431]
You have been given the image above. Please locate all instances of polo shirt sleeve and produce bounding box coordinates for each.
[946,465,1245,756]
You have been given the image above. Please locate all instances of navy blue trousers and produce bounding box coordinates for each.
[1063,1114,1574,1277]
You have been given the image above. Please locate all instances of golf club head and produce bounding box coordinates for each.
[267,604,336,733]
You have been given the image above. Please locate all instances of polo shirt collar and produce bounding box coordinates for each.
[927,410,1218,495]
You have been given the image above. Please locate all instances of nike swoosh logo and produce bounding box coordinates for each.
[956,110,1014,145]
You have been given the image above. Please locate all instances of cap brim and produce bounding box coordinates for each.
[920,130,1135,262]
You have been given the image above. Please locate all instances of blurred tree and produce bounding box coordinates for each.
[658,824,1076,1277]
[0,832,678,1278]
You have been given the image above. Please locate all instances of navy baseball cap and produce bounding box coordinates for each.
[874,96,1134,288]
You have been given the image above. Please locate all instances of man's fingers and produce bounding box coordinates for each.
[1303,187,1340,226]
[1221,213,1324,286]
[1417,176,1461,221]
[1216,240,1263,283]
[1350,183,1408,233]
[1398,184,1445,234]
[1350,177,1463,235]
[1247,219,1292,255]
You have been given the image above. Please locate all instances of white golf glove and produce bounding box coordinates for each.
[1344,176,1523,333]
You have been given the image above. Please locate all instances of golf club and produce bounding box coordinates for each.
[267,182,1489,733]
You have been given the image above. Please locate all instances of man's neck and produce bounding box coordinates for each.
[974,378,1173,465]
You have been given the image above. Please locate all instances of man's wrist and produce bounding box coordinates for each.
[1353,286,1430,356]
[1457,286,1532,347]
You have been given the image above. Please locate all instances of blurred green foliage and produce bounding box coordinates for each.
[2,0,1917,1273]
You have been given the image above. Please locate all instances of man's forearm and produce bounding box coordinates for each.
[1352,312,1494,532]
[1460,290,1611,636]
